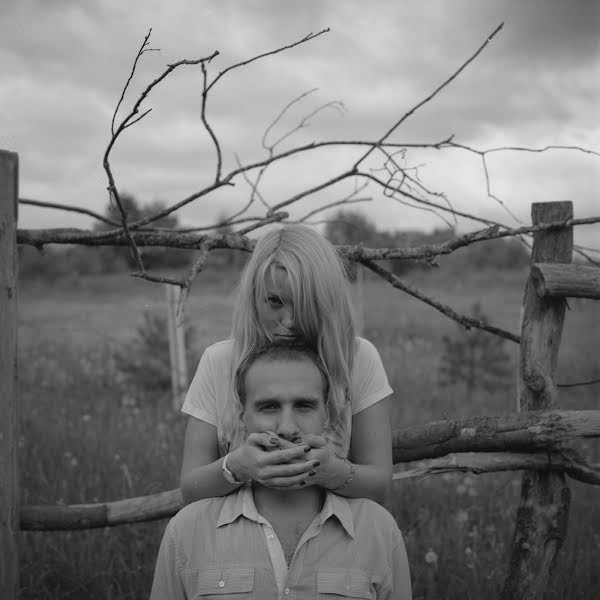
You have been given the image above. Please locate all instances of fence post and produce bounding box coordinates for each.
[165,284,188,410]
[0,151,19,600]
[352,263,365,336]
[501,201,573,600]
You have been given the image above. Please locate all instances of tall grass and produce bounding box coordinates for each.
[17,273,600,599]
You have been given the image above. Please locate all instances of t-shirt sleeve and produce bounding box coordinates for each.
[180,347,219,426]
[351,338,393,414]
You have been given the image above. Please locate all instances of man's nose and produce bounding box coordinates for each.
[276,409,300,440]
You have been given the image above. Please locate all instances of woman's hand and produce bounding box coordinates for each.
[295,433,349,490]
[256,433,347,491]
[226,431,317,488]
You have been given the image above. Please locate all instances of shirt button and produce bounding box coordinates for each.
[284,588,290,595]
[218,581,225,587]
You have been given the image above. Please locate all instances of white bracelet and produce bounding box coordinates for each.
[332,458,355,491]
[222,453,246,485]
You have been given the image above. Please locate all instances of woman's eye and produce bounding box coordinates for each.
[267,296,283,307]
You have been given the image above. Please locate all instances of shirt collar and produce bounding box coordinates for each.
[217,485,355,539]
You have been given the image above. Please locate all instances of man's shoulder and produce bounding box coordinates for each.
[170,497,227,530]
[344,496,397,529]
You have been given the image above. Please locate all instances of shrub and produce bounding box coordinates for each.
[438,302,512,402]
[111,311,198,405]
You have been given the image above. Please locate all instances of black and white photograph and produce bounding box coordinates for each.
[2,1,599,598]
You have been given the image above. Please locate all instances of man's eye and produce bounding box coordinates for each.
[260,404,278,412]
[297,403,315,411]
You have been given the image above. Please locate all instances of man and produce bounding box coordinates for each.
[150,343,412,599]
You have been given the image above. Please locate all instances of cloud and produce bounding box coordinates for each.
[1,0,597,252]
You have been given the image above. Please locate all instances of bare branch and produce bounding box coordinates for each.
[17,216,600,260]
[361,257,521,343]
[234,153,271,211]
[206,29,330,93]
[558,377,600,389]
[458,143,600,159]
[176,241,213,320]
[352,22,504,170]
[393,452,600,486]
[201,61,222,182]
[130,272,184,286]
[262,88,319,150]
[237,211,289,235]
[19,198,120,227]
[269,99,346,150]
[480,154,524,224]
[111,29,158,136]
[268,170,357,215]
[297,196,372,223]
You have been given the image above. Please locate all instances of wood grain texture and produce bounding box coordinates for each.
[531,263,600,299]
[0,151,19,600]
[502,202,573,600]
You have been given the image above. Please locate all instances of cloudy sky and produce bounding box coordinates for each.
[2,0,599,249]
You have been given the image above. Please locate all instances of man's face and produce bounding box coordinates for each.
[242,356,327,443]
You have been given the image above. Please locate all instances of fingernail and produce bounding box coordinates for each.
[304,446,311,453]
[313,461,320,468]
[300,481,307,486]
[308,470,316,477]
[270,438,279,445]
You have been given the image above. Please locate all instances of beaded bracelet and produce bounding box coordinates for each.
[332,458,355,490]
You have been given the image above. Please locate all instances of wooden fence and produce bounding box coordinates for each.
[1,149,600,599]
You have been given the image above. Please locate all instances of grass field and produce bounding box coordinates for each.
[16,267,600,599]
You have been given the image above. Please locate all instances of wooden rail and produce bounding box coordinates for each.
[18,410,600,531]
[531,263,600,299]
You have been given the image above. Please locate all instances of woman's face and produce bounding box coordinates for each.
[256,267,298,341]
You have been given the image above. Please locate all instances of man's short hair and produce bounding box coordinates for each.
[235,342,330,407]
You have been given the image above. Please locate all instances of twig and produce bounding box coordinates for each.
[361,258,520,343]
[234,153,271,211]
[201,61,222,183]
[18,198,120,227]
[206,29,330,93]
[558,377,600,389]
[352,22,504,170]
[111,29,160,136]
[298,196,372,223]
[176,241,213,321]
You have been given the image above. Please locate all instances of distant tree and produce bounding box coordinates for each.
[438,302,512,402]
[325,210,379,246]
[387,227,455,276]
[94,193,190,270]
[325,210,380,281]
[211,212,246,271]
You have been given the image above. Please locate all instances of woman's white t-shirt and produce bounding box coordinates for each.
[181,337,393,458]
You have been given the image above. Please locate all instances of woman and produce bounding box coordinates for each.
[180,224,393,505]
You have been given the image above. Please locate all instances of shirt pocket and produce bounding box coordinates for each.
[316,568,374,599]
[185,567,255,599]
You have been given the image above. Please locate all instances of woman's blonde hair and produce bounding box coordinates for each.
[224,224,356,441]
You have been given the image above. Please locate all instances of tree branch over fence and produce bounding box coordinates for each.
[19,23,593,267]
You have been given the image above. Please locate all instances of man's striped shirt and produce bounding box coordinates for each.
[150,484,411,599]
